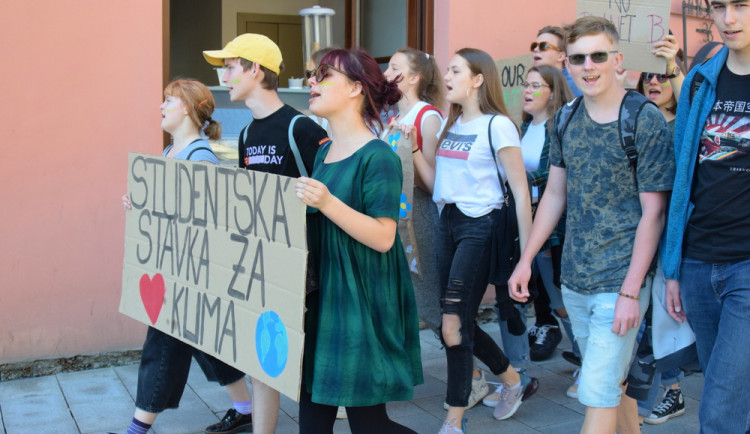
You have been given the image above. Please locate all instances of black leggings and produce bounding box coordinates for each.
[298,389,416,434]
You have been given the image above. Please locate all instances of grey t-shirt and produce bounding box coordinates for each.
[549,102,674,294]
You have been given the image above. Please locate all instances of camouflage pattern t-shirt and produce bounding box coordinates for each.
[549,102,674,294]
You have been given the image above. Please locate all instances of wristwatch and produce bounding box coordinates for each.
[666,64,681,79]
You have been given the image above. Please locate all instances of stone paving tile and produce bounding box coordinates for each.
[513,395,584,429]
[57,368,134,433]
[0,375,78,434]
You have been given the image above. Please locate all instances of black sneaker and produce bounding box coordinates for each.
[205,408,253,433]
[644,388,685,425]
[527,325,539,346]
[529,324,562,361]
[562,351,582,367]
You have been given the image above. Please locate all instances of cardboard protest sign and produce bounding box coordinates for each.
[121,154,307,401]
[577,0,671,73]
[384,128,419,276]
[494,54,533,127]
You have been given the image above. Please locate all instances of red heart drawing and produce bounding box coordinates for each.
[139,273,166,325]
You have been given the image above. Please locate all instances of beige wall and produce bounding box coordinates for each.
[0,0,162,363]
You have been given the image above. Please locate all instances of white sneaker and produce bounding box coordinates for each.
[336,406,347,419]
[443,370,489,410]
[566,369,581,399]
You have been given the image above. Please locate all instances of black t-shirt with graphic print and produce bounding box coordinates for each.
[238,104,329,177]
[684,65,750,262]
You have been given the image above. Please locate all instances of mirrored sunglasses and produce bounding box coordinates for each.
[567,50,619,65]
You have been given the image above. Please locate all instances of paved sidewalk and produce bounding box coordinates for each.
[0,321,702,433]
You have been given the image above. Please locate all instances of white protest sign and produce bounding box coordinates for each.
[577,0,671,73]
[120,153,307,401]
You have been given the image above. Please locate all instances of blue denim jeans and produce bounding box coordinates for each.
[438,205,510,407]
[136,327,246,412]
[563,282,650,408]
[496,303,530,369]
[680,257,750,434]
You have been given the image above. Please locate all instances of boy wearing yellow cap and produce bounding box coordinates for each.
[203,33,329,434]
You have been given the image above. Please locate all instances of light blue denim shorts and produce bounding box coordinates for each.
[562,278,651,408]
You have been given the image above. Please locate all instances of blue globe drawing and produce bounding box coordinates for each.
[255,311,289,378]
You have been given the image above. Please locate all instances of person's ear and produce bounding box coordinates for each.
[350,81,364,98]
[473,73,484,88]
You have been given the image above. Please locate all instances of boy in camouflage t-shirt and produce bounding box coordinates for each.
[508,17,674,433]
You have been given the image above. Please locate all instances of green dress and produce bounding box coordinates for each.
[303,139,423,406]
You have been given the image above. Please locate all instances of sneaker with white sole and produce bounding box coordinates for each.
[483,371,539,407]
[566,369,580,399]
[644,388,685,425]
[438,417,466,434]
[492,382,524,420]
[443,370,489,410]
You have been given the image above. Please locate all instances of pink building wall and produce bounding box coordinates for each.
[0,0,722,365]
[0,0,163,363]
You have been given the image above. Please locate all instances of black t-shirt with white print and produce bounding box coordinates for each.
[238,104,329,177]
[684,65,750,262]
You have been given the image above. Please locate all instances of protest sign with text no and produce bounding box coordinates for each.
[577,0,671,73]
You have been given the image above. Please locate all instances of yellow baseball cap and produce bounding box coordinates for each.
[203,34,283,75]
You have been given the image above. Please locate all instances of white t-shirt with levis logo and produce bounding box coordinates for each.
[433,113,520,217]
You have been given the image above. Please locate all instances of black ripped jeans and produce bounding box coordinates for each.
[437,205,511,407]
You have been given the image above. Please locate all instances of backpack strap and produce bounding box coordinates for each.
[186,146,216,161]
[555,96,583,149]
[618,91,655,189]
[287,114,307,177]
[413,104,440,151]
[241,115,308,177]
[487,115,509,203]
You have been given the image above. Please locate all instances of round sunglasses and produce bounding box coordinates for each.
[530,41,561,52]
[307,64,350,83]
[567,50,619,65]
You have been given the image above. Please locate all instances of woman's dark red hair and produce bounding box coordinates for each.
[320,48,402,133]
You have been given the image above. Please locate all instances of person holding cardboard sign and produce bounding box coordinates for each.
[120,78,254,434]
[382,47,445,333]
[294,48,423,433]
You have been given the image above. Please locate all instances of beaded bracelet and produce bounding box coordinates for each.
[617,291,640,300]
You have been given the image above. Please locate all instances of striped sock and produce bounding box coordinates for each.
[125,417,151,434]
[233,399,252,415]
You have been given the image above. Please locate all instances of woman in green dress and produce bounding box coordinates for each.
[294,48,423,433]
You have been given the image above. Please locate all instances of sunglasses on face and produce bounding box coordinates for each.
[520,81,550,90]
[641,72,670,84]
[530,41,560,52]
[308,64,350,83]
[567,50,619,65]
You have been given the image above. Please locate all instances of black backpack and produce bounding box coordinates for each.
[554,90,655,188]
